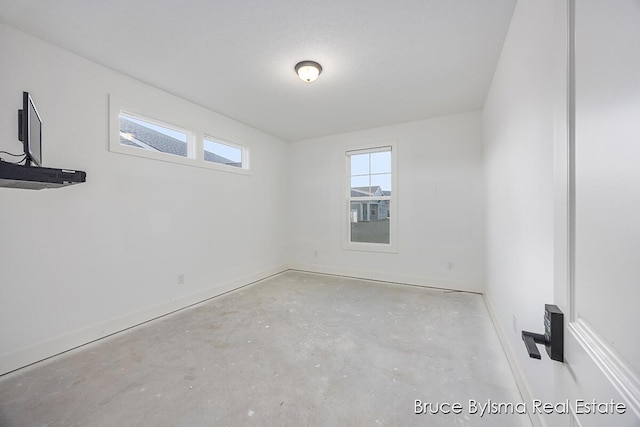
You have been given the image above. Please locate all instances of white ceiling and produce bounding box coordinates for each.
[0,0,516,142]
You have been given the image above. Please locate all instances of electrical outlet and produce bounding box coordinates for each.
[314,250,318,257]
[512,314,518,334]
[447,261,454,270]
[177,273,185,285]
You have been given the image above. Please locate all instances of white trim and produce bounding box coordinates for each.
[569,319,640,417]
[483,295,545,427]
[345,145,392,155]
[203,134,250,171]
[552,0,573,315]
[567,0,577,322]
[108,94,251,176]
[343,141,398,253]
[1,263,482,378]
[0,265,288,377]
[289,262,482,293]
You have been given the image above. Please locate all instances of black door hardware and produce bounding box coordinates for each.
[521,304,563,362]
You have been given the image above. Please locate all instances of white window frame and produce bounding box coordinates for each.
[118,110,194,160]
[108,94,251,175]
[343,142,398,253]
[203,134,250,171]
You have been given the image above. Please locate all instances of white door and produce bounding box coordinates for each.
[552,1,640,426]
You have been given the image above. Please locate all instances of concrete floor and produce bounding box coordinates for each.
[0,271,531,426]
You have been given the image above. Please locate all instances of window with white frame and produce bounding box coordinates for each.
[345,145,396,251]
[204,136,246,169]
[119,111,192,158]
[108,95,251,174]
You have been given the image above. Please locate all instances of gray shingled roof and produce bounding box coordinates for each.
[351,186,390,197]
[120,118,238,166]
[120,117,187,156]
[204,150,241,167]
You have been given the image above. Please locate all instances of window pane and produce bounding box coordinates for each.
[351,176,370,198]
[350,201,390,244]
[370,173,391,193]
[119,112,188,157]
[350,153,369,176]
[370,151,391,174]
[204,138,243,168]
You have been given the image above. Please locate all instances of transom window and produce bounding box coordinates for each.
[109,95,250,175]
[204,137,245,169]
[119,111,192,158]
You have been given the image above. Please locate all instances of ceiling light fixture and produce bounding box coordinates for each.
[295,60,322,83]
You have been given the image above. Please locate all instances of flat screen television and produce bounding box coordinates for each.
[18,91,42,167]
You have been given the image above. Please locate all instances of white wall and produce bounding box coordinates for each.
[288,112,485,292]
[482,0,557,421]
[0,25,288,375]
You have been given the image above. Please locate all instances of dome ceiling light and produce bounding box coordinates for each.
[295,60,322,83]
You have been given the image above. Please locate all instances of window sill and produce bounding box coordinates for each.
[109,143,252,176]
[341,241,398,254]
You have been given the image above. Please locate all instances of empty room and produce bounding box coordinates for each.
[0,1,638,426]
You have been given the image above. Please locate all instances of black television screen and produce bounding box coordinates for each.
[18,91,42,167]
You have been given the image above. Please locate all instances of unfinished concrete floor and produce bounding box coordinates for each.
[0,271,531,426]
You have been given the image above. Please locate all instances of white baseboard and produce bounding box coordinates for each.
[483,295,545,427]
[0,265,288,377]
[1,264,481,377]
[289,262,482,293]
